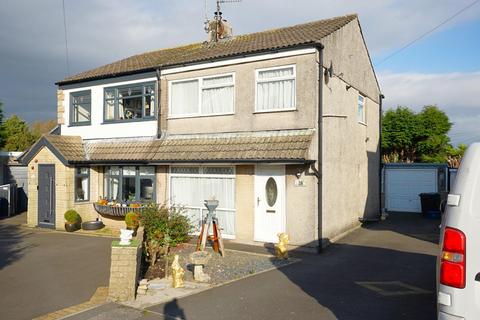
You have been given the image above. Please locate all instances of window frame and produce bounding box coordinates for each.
[104,166,156,202]
[357,94,366,125]
[254,64,297,113]
[169,165,236,238]
[103,82,157,123]
[69,90,92,126]
[74,167,90,203]
[168,72,235,119]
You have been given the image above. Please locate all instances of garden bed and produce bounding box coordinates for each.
[144,243,297,285]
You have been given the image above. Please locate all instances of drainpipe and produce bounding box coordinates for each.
[358,93,385,223]
[378,93,385,219]
[315,42,324,253]
[156,68,162,139]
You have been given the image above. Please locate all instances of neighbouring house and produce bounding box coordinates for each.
[20,14,381,250]
[1,151,27,216]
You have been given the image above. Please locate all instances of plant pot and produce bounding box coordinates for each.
[65,221,80,232]
[126,225,138,237]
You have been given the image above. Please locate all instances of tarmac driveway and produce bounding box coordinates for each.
[63,212,440,320]
[0,214,112,320]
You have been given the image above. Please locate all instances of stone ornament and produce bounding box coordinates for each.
[119,229,134,245]
[171,254,185,288]
[275,233,289,259]
[190,251,211,283]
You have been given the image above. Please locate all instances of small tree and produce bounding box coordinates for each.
[382,105,453,163]
[139,204,191,274]
[446,144,467,168]
[2,115,36,151]
[31,119,57,139]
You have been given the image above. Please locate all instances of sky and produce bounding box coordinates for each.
[0,0,479,145]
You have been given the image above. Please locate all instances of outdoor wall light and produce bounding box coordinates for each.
[295,169,303,179]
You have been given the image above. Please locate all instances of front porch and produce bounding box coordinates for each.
[21,130,319,248]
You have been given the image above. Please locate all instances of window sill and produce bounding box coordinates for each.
[74,200,90,204]
[253,108,297,114]
[102,117,157,125]
[68,122,91,127]
[168,112,235,120]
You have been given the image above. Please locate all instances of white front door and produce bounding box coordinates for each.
[254,165,286,243]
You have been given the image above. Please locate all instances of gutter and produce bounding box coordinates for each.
[68,159,316,166]
[56,42,323,86]
[314,42,324,253]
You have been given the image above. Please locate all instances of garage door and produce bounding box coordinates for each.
[385,168,437,213]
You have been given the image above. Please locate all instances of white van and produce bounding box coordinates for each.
[437,143,480,319]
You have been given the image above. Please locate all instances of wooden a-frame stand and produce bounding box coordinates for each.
[196,215,225,257]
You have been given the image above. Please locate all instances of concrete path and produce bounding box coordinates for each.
[64,213,439,320]
[0,213,113,320]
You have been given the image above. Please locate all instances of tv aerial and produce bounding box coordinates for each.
[204,0,241,42]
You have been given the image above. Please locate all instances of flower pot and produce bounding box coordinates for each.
[65,221,80,232]
[126,225,138,237]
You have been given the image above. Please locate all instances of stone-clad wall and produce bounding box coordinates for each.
[27,147,73,228]
[108,239,142,302]
[57,90,65,125]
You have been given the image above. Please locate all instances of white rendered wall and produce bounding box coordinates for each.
[60,77,158,140]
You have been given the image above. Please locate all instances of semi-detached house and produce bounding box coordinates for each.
[21,14,382,250]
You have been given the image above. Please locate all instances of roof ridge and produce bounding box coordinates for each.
[96,14,358,64]
[58,14,358,85]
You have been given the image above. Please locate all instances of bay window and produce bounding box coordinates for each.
[104,82,155,122]
[169,74,234,117]
[104,166,155,202]
[170,166,236,238]
[256,65,296,112]
[74,167,89,202]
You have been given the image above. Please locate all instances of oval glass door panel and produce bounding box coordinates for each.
[265,177,278,207]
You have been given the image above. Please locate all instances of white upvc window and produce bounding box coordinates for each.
[169,73,235,118]
[255,65,296,112]
[358,94,366,124]
[169,166,236,238]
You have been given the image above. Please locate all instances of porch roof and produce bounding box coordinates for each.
[21,130,314,165]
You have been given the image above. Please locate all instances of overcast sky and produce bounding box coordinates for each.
[1,0,479,145]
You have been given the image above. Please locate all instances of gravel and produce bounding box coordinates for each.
[145,244,296,285]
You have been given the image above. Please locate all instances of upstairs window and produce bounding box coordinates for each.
[104,82,155,122]
[70,90,91,125]
[169,74,234,117]
[256,65,296,112]
[358,94,366,124]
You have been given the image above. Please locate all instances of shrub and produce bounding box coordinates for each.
[64,209,80,223]
[139,203,192,267]
[125,212,140,228]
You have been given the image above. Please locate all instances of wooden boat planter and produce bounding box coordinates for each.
[93,203,143,217]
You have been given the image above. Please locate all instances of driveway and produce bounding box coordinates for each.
[0,213,112,320]
[65,212,440,320]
